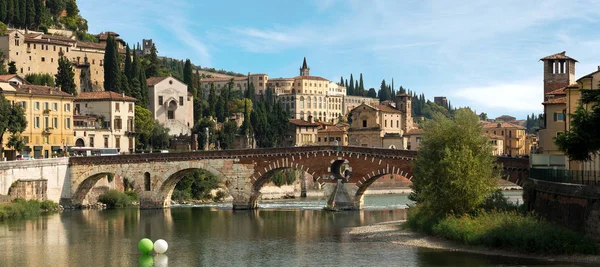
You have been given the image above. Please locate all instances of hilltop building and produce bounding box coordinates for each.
[482,122,526,156]
[0,30,126,93]
[347,93,414,149]
[147,76,194,136]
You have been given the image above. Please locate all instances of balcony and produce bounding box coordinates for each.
[42,127,53,135]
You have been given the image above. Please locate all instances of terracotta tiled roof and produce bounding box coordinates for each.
[268,78,295,81]
[76,41,126,53]
[75,91,137,102]
[545,87,568,96]
[540,51,578,62]
[377,104,402,113]
[147,76,170,86]
[289,119,320,127]
[542,97,567,105]
[318,125,346,133]
[25,37,72,46]
[13,84,74,97]
[293,75,329,81]
[42,34,76,43]
[406,128,424,135]
[0,74,17,82]
[482,122,526,129]
[201,77,247,83]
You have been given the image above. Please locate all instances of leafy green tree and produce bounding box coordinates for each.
[0,21,6,35]
[45,0,66,16]
[193,118,216,150]
[145,44,160,78]
[134,105,154,149]
[0,49,7,75]
[0,96,27,156]
[378,79,389,101]
[151,122,170,150]
[217,120,237,149]
[409,108,498,215]
[65,0,78,17]
[555,90,600,163]
[25,73,55,86]
[8,61,16,74]
[367,88,377,98]
[55,56,76,95]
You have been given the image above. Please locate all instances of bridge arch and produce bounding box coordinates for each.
[157,161,228,207]
[70,168,137,206]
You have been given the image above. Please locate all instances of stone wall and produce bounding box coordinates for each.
[0,158,70,203]
[527,179,600,240]
[9,180,47,200]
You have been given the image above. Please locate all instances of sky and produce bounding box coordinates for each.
[78,0,600,119]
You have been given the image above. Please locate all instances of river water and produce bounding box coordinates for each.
[0,192,591,267]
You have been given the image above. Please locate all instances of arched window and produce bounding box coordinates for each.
[300,111,305,120]
[144,172,151,191]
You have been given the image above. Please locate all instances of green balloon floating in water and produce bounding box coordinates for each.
[138,238,154,254]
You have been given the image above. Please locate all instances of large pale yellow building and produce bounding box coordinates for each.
[285,118,320,146]
[482,122,526,156]
[0,30,125,93]
[73,91,137,153]
[0,83,74,159]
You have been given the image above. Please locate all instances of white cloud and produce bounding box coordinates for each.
[450,80,542,113]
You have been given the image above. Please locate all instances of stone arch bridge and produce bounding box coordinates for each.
[67,146,529,210]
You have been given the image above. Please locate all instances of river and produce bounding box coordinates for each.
[0,192,592,266]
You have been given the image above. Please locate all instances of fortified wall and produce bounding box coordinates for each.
[526,179,600,240]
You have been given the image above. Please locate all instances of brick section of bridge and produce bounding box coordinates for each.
[68,146,530,209]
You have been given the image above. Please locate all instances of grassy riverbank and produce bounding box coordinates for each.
[405,205,599,255]
[0,198,60,221]
[98,190,139,208]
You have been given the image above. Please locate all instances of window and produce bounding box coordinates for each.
[20,101,27,110]
[115,136,120,148]
[104,136,109,148]
[129,103,133,112]
[318,137,321,142]
[168,110,175,120]
[34,116,40,128]
[554,112,565,121]
[41,57,45,62]
[44,117,49,129]
[53,117,58,128]
[385,120,387,127]
[89,136,95,147]
[52,102,58,111]
[179,96,184,105]
[44,102,49,110]
[158,96,163,105]
[65,117,71,129]
[114,118,122,130]
[65,103,71,112]
[115,103,120,112]
[363,120,367,128]
[144,172,151,191]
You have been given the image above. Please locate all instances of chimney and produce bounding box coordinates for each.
[308,115,314,123]
[597,65,600,71]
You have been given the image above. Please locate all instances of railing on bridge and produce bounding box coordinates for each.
[530,167,600,186]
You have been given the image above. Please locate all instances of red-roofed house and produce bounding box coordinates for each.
[73,91,137,153]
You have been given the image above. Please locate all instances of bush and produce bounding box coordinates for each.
[0,198,59,221]
[420,210,599,255]
[404,204,441,234]
[479,190,519,212]
[124,190,138,202]
[98,190,134,208]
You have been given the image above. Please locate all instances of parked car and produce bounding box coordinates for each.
[16,154,33,160]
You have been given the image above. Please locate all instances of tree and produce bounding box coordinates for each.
[8,61,16,74]
[348,74,354,96]
[378,79,389,101]
[25,73,55,86]
[46,0,66,16]
[124,44,132,80]
[65,0,78,17]
[479,112,488,121]
[145,44,160,78]
[217,120,237,149]
[183,59,193,92]
[245,82,256,101]
[134,105,154,149]
[208,83,216,118]
[0,0,7,23]
[409,108,498,215]
[25,0,35,28]
[55,56,76,95]
[367,88,377,98]
[103,35,120,92]
[339,76,344,86]
[555,90,600,163]
[193,118,216,150]
[358,73,365,96]
[0,95,27,156]
[0,21,6,36]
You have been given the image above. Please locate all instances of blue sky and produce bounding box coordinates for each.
[79,0,600,119]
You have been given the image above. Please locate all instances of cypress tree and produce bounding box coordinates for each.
[349,74,354,96]
[183,59,193,92]
[6,0,13,25]
[13,0,20,27]
[55,56,76,95]
[345,79,348,89]
[26,0,35,28]
[355,80,359,96]
[138,68,148,107]
[34,0,44,27]
[339,76,344,86]
[245,82,256,101]
[146,44,160,78]
[124,44,132,80]
[0,0,7,23]
[18,0,26,27]
[103,35,120,92]
[208,83,216,118]
[359,73,364,95]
